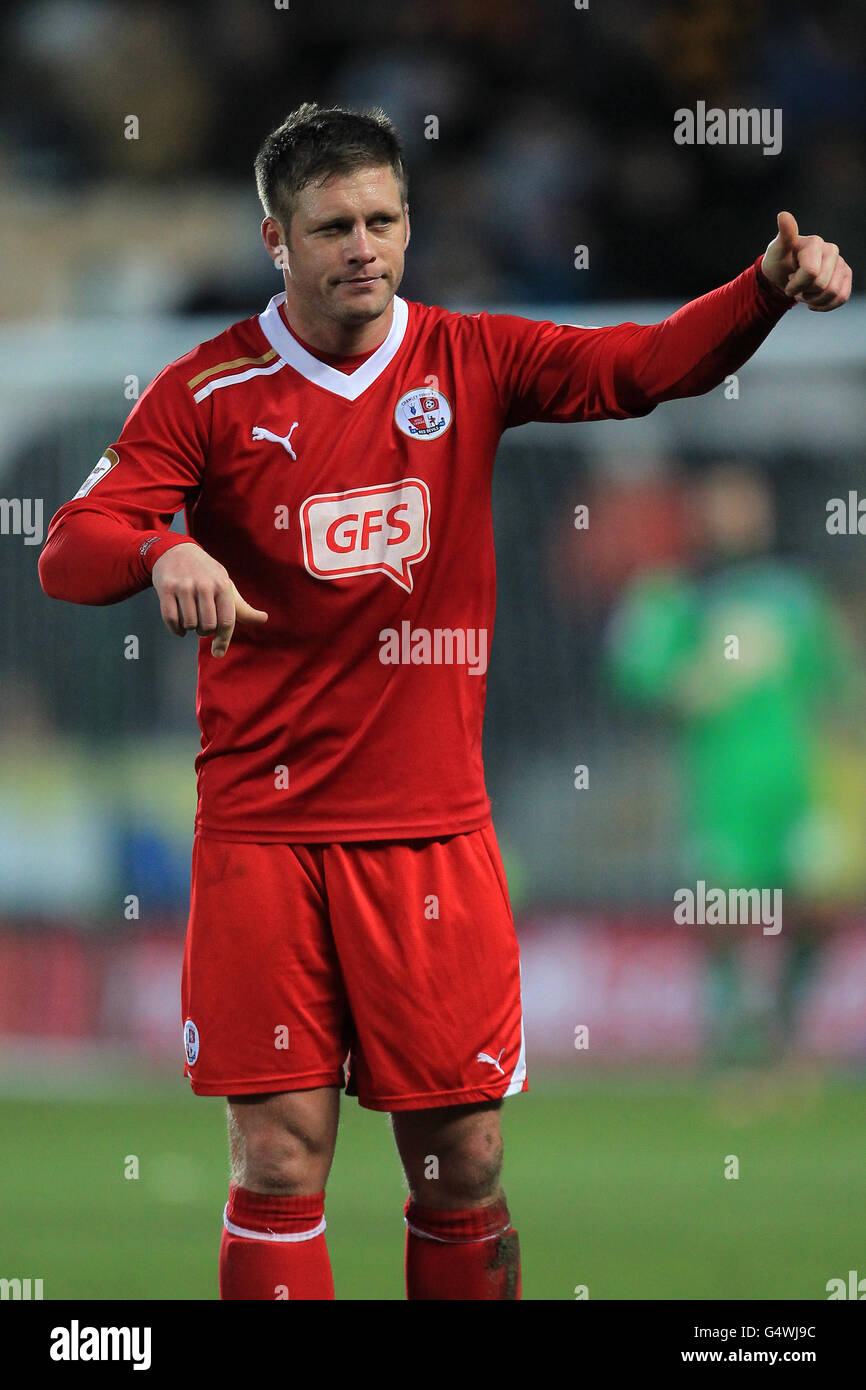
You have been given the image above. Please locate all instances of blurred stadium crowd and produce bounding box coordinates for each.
[1,0,864,317]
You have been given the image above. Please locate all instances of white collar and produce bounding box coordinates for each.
[258,292,409,401]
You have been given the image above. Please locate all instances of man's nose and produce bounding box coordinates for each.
[347,226,376,261]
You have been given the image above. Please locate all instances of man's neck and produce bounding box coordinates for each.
[281,295,394,357]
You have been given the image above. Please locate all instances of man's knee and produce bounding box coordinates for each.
[227,1087,339,1194]
[393,1101,505,1205]
[440,1134,504,1204]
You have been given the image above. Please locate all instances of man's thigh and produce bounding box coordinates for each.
[327,825,528,1112]
[181,836,352,1096]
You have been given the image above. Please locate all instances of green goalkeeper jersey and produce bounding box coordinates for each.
[605,557,857,887]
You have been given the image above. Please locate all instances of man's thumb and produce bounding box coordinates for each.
[776,210,799,247]
[233,586,269,624]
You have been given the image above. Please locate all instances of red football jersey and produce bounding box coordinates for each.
[39,256,795,841]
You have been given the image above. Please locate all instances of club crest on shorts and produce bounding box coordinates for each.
[394,387,452,440]
[183,1019,200,1066]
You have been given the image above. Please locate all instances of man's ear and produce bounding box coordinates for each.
[262,215,288,267]
[403,204,411,250]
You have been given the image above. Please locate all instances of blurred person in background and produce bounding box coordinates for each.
[605,461,862,1066]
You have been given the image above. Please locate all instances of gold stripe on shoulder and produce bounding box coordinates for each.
[187,348,278,390]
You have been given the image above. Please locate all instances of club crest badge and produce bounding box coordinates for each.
[394,388,452,440]
[184,1019,200,1066]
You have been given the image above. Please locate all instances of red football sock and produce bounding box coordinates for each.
[219,1183,335,1300]
[404,1194,521,1299]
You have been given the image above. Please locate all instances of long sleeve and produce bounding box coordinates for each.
[38,356,208,605]
[474,254,798,428]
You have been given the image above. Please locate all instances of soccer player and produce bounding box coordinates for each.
[604,462,861,1065]
[38,103,851,1301]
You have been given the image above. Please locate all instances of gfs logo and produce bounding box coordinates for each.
[301,479,430,593]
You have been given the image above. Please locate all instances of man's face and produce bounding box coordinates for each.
[693,468,774,557]
[265,165,409,328]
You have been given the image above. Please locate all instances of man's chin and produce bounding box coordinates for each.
[335,294,391,323]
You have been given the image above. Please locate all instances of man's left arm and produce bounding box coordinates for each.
[485,211,852,428]
[759,210,852,311]
[613,210,853,415]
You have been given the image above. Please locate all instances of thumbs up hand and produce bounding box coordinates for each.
[760,211,852,310]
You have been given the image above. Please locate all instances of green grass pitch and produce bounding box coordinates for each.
[1,1069,863,1300]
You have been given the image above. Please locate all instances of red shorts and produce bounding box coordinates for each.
[180,823,528,1111]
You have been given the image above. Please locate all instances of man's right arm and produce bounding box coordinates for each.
[38,360,208,605]
[38,360,268,654]
[150,543,267,658]
[38,505,202,605]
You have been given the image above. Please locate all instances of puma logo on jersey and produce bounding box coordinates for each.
[251,423,299,459]
[477,1048,505,1075]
